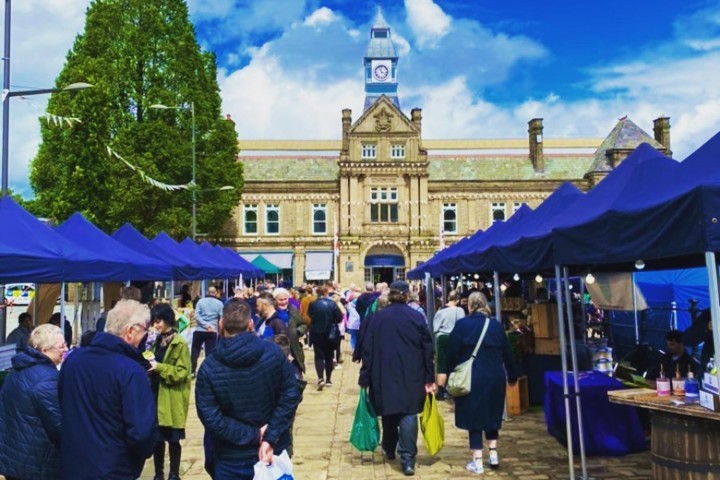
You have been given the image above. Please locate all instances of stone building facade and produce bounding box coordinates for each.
[223,12,671,287]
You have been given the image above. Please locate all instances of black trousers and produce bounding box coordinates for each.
[381,414,418,467]
[191,330,217,374]
[312,333,335,382]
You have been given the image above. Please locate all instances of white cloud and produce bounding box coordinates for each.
[304,7,337,28]
[404,0,452,48]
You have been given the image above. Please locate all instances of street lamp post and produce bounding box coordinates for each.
[150,102,196,239]
[1,0,92,339]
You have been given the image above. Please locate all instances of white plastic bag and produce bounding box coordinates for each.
[253,450,294,480]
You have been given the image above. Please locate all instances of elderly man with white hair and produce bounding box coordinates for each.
[273,287,307,376]
[59,299,157,480]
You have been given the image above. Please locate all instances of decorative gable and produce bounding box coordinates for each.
[350,95,418,135]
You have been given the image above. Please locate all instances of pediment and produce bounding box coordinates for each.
[349,96,418,135]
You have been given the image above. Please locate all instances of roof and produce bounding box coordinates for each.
[427,154,595,181]
[241,157,339,182]
[589,117,664,173]
[240,154,595,183]
[365,8,397,58]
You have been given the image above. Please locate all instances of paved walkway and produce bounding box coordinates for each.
[138,345,653,480]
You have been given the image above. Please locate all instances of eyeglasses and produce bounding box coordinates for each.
[132,323,148,333]
[49,343,67,351]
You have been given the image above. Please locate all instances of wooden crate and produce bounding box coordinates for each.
[534,337,561,355]
[530,303,558,338]
[507,375,529,415]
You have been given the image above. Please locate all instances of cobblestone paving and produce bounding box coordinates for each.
[134,345,652,479]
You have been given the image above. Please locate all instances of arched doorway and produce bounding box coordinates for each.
[364,244,405,284]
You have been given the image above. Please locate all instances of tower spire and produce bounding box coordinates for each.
[363,7,400,111]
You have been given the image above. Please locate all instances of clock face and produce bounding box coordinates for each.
[374,64,389,81]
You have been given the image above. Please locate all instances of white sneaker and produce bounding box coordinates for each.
[466,459,484,474]
[488,449,499,468]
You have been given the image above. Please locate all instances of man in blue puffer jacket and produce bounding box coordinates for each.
[59,300,157,480]
[0,324,65,480]
[196,299,300,480]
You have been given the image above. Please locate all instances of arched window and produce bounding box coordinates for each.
[312,204,327,234]
[243,205,258,235]
[443,203,457,234]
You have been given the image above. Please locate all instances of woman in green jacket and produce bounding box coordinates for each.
[148,303,191,480]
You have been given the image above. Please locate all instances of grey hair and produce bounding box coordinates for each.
[468,291,492,316]
[29,324,63,351]
[408,291,420,303]
[376,294,390,310]
[365,282,375,292]
[106,299,150,337]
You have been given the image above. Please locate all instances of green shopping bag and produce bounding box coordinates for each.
[349,388,380,452]
[420,394,444,456]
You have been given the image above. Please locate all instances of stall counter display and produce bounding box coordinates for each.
[545,371,647,456]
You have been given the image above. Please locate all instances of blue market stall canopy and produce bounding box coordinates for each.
[112,223,204,280]
[57,213,174,281]
[0,197,131,283]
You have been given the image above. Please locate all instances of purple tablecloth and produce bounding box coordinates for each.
[544,371,647,456]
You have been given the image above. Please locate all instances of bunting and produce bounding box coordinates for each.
[106,146,195,192]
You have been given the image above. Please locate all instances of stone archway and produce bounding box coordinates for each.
[363,243,407,284]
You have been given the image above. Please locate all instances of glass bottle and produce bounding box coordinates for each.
[673,364,685,396]
[685,372,700,403]
[656,365,671,397]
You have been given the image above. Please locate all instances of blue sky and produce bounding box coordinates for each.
[4,0,720,196]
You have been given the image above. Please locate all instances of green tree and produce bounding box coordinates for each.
[30,0,242,239]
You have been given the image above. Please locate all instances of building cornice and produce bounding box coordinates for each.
[239,138,603,151]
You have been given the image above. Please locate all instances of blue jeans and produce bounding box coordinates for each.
[381,414,418,467]
[213,457,255,480]
[348,328,359,350]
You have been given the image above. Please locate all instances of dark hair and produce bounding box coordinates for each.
[316,285,328,297]
[48,312,61,325]
[388,290,407,304]
[665,329,683,343]
[18,312,31,324]
[151,303,176,328]
[119,286,142,301]
[272,334,291,357]
[222,299,252,336]
[80,330,98,347]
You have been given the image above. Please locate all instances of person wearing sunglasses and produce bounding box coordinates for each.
[59,299,157,480]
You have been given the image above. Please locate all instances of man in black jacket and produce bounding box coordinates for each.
[196,299,300,480]
[308,285,343,390]
[360,281,435,476]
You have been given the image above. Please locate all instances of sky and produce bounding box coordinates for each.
[4,0,720,197]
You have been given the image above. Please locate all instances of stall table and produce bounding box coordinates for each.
[609,389,720,479]
[545,371,647,456]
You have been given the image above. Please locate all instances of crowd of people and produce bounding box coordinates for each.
[0,279,520,479]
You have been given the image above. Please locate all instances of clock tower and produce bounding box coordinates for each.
[364,8,400,111]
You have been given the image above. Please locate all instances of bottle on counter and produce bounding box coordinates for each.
[673,364,685,396]
[657,366,671,397]
[685,372,700,403]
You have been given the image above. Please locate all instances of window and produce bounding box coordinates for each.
[442,203,457,234]
[265,204,280,235]
[370,187,399,223]
[391,144,405,159]
[491,202,506,224]
[312,204,327,234]
[513,202,526,214]
[362,144,376,159]
[243,204,258,235]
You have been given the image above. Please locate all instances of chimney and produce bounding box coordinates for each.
[411,108,422,133]
[653,116,671,156]
[528,118,544,172]
[342,109,352,152]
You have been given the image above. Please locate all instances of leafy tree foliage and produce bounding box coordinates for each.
[30,0,242,239]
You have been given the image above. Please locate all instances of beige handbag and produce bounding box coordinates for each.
[447,318,490,397]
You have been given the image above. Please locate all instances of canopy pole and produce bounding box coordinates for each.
[60,282,66,342]
[441,276,447,305]
[555,265,575,480]
[564,267,587,479]
[705,252,720,386]
[425,272,435,341]
[579,278,588,345]
[493,271,502,323]
[632,272,640,345]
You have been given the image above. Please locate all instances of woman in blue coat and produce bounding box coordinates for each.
[445,292,518,475]
[0,324,67,480]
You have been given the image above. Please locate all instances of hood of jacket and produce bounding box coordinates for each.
[213,332,266,368]
[89,331,146,363]
[11,346,54,370]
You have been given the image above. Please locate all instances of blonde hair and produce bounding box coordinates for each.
[29,324,63,351]
[468,291,492,316]
[376,294,390,311]
[106,299,150,336]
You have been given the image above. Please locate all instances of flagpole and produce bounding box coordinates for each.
[333,218,339,284]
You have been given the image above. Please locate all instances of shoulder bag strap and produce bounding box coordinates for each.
[470,318,490,359]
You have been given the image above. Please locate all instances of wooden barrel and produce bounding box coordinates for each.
[651,410,720,479]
